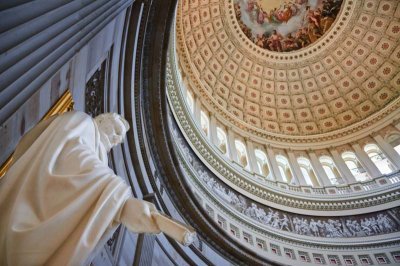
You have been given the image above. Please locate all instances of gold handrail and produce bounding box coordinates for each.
[0,90,74,179]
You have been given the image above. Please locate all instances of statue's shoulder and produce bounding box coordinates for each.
[57,111,94,124]
[59,110,91,119]
[52,111,97,133]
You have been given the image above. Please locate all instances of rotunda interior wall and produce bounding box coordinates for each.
[170,114,400,263]
[169,1,400,262]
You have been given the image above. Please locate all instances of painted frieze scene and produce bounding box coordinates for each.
[233,0,343,52]
[169,115,400,239]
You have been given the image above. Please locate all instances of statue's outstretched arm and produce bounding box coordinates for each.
[119,198,161,234]
[118,198,196,246]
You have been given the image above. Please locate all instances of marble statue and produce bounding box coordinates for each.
[0,111,196,266]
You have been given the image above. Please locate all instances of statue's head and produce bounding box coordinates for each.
[94,113,130,152]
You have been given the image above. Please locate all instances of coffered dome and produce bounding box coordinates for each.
[176,0,400,140]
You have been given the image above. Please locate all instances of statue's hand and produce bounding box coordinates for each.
[120,198,161,234]
[119,198,196,246]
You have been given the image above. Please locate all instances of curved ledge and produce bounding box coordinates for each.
[171,120,400,244]
[122,0,279,265]
[167,47,400,214]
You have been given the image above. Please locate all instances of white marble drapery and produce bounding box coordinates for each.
[0,111,195,266]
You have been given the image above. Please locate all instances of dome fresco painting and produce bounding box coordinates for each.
[234,0,343,52]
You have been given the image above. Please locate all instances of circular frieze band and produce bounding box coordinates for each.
[167,54,400,213]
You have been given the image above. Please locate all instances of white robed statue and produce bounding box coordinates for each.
[0,111,195,266]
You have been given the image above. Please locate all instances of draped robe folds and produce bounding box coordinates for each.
[0,111,133,266]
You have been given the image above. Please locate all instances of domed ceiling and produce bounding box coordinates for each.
[176,0,400,139]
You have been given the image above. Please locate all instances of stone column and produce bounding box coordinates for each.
[71,47,89,110]
[308,152,332,186]
[352,143,381,178]
[194,97,201,127]
[227,128,238,163]
[133,193,157,265]
[330,149,357,184]
[209,115,218,146]
[181,77,188,99]
[373,134,400,170]
[0,0,134,125]
[265,146,284,182]
[393,119,400,131]
[246,139,259,174]
[287,151,308,186]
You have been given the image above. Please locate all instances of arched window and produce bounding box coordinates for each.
[364,143,394,175]
[216,127,228,155]
[319,156,341,185]
[341,151,370,182]
[275,155,293,183]
[255,149,270,177]
[386,133,400,156]
[297,157,318,186]
[235,140,249,170]
[200,110,209,137]
[186,90,194,114]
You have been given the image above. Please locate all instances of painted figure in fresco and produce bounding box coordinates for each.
[369,217,381,234]
[257,9,267,24]
[306,6,321,29]
[310,219,321,237]
[346,220,362,236]
[234,0,343,52]
[271,211,281,228]
[283,33,298,51]
[268,30,283,52]
[280,215,290,231]
[377,214,395,233]
[246,0,255,12]
[275,4,293,23]
[295,28,311,48]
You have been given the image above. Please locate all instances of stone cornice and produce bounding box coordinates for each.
[176,147,400,250]
[167,37,400,212]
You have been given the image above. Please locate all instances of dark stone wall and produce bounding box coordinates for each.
[0,0,133,166]
[0,63,71,164]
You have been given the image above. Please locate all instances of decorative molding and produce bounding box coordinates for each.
[175,142,400,253]
[167,41,400,212]
[172,125,400,240]
[85,62,106,117]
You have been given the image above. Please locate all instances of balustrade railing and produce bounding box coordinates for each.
[171,123,400,197]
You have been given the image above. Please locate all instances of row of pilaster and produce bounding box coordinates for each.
[186,96,400,187]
